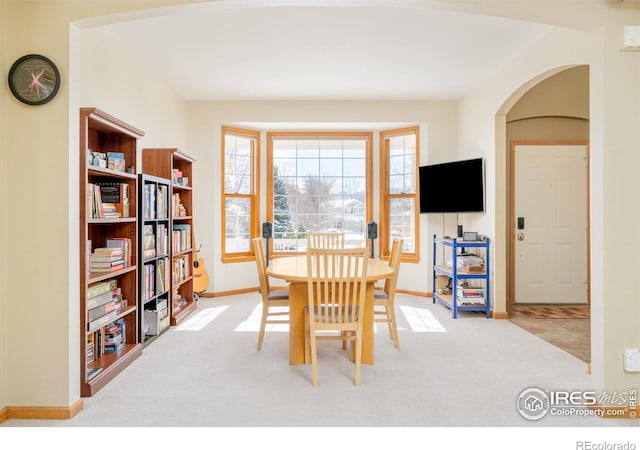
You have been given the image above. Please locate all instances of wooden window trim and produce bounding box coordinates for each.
[379,126,420,263]
[266,131,373,257]
[221,126,260,263]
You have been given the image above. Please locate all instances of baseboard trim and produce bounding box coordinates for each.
[5,399,83,420]
[492,310,508,319]
[201,287,260,298]
[0,407,7,424]
[397,289,429,297]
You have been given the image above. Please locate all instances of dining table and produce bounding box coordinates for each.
[266,254,395,366]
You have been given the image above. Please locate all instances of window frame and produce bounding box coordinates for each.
[221,125,260,263]
[379,126,420,263]
[266,131,373,256]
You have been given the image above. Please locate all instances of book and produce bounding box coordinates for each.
[86,367,103,381]
[88,310,117,332]
[87,288,117,310]
[95,182,129,217]
[142,224,156,258]
[91,263,124,273]
[87,279,117,299]
[106,238,132,267]
[93,247,123,256]
[88,301,117,321]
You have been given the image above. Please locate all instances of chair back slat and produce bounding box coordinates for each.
[306,246,368,329]
[307,232,346,249]
[384,239,403,294]
[252,237,270,297]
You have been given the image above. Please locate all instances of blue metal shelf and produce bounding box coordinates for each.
[432,234,490,319]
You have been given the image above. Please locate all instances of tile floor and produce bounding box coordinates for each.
[507,304,590,364]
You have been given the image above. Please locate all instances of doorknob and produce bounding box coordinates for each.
[517,232,525,241]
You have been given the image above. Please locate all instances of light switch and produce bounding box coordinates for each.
[621,26,640,51]
[623,348,640,372]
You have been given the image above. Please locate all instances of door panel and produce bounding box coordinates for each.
[514,144,588,304]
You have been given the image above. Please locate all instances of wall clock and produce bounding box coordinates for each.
[8,54,60,105]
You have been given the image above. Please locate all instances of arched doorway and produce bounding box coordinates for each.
[496,65,591,364]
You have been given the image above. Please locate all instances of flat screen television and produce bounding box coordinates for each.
[419,157,485,213]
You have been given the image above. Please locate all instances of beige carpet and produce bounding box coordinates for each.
[1,293,633,448]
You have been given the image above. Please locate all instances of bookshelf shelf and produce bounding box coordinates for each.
[138,173,172,346]
[79,107,144,397]
[142,148,198,326]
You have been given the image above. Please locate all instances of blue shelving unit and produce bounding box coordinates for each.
[432,234,490,319]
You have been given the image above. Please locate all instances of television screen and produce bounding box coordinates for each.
[419,158,485,213]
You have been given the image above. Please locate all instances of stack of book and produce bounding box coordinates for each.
[106,238,132,268]
[86,279,119,333]
[104,320,125,353]
[173,192,187,217]
[90,247,124,273]
[456,286,485,306]
[172,168,189,187]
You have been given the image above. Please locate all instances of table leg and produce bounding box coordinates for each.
[288,282,307,365]
[289,281,375,366]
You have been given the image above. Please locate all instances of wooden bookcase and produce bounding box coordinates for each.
[138,174,171,345]
[142,148,197,326]
[79,108,144,397]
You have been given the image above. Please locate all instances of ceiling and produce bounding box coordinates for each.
[103,2,553,102]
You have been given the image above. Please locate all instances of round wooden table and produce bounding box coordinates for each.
[267,255,394,365]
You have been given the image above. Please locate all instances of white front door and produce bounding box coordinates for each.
[514,144,588,304]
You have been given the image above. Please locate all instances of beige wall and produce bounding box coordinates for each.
[1,0,196,411]
[186,101,458,296]
[0,0,8,412]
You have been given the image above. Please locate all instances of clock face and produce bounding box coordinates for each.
[8,54,60,105]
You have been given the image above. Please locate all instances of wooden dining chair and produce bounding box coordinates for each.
[252,237,289,351]
[304,246,369,386]
[307,232,345,249]
[374,238,403,348]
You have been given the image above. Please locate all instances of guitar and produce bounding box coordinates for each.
[192,231,210,294]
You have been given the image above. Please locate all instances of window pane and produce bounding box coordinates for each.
[271,136,369,252]
[389,197,416,253]
[297,158,319,177]
[225,197,251,252]
[343,158,366,177]
[320,158,342,176]
[381,127,418,258]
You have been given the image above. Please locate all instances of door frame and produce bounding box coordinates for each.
[509,140,591,305]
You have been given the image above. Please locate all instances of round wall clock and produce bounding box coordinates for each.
[8,54,60,105]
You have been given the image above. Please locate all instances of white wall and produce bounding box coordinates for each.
[186,101,458,295]
[79,27,188,154]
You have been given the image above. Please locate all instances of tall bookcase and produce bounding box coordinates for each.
[138,174,171,345]
[79,108,144,397]
[142,148,197,326]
